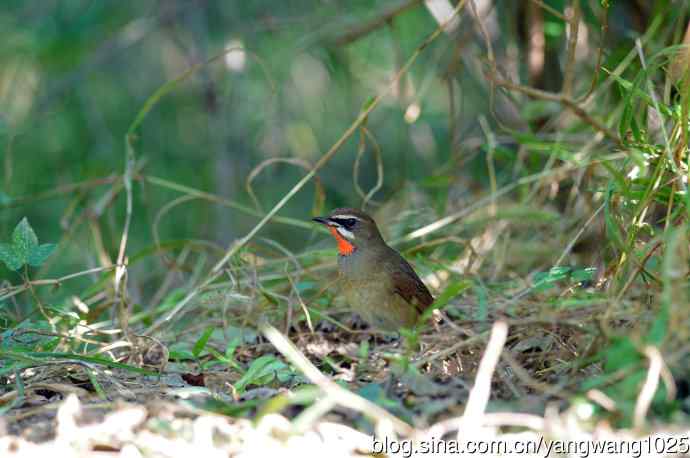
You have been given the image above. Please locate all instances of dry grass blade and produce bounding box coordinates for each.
[633,346,663,429]
[457,320,508,438]
[246,157,318,212]
[0,265,120,302]
[145,175,312,229]
[353,127,384,209]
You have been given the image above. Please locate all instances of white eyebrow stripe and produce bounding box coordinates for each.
[330,214,361,221]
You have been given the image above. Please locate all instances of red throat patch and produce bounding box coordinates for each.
[328,227,355,255]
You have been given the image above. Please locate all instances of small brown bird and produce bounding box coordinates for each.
[312,208,434,332]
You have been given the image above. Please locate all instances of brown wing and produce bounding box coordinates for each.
[385,249,434,314]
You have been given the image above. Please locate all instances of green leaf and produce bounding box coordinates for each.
[431,280,472,310]
[571,267,597,283]
[11,218,38,264]
[225,336,242,360]
[192,326,215,358]
[420,279,471,322]
[27,244,56,267]
[169,349,195,360]
[206,345,243,371]
[0,243,22,271]
[533,267,571,292]
[0,218,55,270]
[235,354,287,392]
[603,337,641,373]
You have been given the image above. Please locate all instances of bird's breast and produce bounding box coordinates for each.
[337,254,418,331]
[337,252,363,279]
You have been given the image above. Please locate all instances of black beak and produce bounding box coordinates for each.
[313,216,341,228]
[312,216,330,225]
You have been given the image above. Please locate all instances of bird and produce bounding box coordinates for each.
[312,207,434,332]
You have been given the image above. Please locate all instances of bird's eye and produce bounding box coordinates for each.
[344,218,357,228]
[337,218,357,229]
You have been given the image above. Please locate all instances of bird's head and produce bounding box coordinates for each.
[312,207,384,255]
